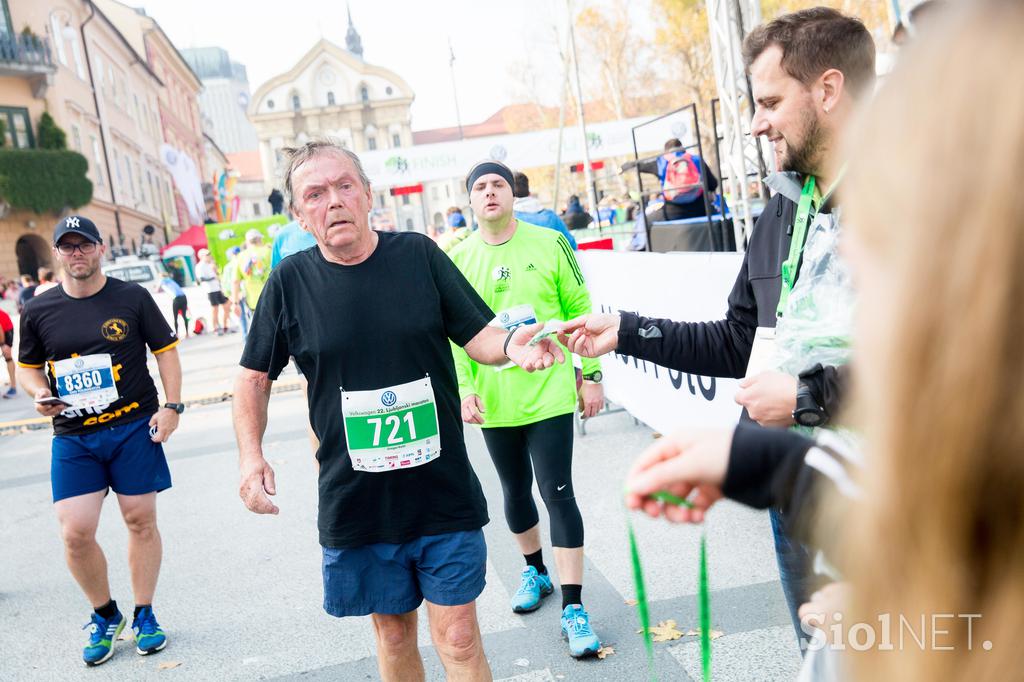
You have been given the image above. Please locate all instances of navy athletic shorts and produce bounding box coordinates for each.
[51,416,172,503]
[321,529,486,617]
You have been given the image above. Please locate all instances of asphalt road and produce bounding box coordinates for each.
[0,332,802,681]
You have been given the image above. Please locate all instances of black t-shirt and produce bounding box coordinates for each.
[17,285,37,312]
[240,231,494,548]
[18,278,179,436]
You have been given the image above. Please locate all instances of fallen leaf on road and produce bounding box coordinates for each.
[597,646,615,659]
[637,619,684,642]
[158,661,182,670]
[685,628,724,640]
[624,598,638,606]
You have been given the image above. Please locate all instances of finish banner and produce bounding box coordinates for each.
[360,112,696,189]
[576,251,745,435]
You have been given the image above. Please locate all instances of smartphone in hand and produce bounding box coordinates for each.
[34,396,72,408]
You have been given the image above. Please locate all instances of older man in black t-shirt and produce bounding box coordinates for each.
[234,140,564,682]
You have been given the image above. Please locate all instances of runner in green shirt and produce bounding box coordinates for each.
[450,160,605,658]
[231,230,272,338]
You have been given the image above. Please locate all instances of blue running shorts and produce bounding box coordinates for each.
[322,529,487,617]
[51,416,172,503]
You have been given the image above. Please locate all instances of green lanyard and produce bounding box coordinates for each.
[628,491,711,682]
[776,175,817,318]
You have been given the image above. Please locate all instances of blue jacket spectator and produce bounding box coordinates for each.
[513,197,577,250]
[271,220,317,268]
[447,207,467,228]
[511,172,577,249]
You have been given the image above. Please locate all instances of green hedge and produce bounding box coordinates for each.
[38,112,67,150]
[0,149,92,213]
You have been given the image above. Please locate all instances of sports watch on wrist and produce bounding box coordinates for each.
[163,402,186,415]
[792,382,827,428]
[582,371,603,383]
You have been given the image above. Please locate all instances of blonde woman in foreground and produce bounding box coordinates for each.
[625,1,1024,679]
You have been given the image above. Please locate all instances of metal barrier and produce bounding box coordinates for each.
[0,380,305,437]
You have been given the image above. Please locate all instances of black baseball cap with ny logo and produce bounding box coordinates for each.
[53,215,102,245]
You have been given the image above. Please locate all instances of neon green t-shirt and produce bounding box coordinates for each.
[235,244,272,308]
[449,221,600,428]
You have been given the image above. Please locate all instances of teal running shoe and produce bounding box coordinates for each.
[82,610,125,666]
[511,566,554,613]
[561,604,601,658]
[132,606,167,655]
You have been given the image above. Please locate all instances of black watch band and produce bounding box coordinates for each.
[163,402,185,415]
[792,382,827,428]
[582,370,603,383]
[502,328,516,359]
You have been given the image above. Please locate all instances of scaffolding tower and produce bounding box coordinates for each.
[705,0,769,250]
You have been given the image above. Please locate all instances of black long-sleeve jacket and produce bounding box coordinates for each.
[615,172,847,418]
[723,423,860,547]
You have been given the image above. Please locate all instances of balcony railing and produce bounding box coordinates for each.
[0,33,54,69]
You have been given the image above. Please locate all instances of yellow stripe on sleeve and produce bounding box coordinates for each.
[151,339,181,355]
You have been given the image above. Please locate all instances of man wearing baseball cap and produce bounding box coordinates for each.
[16,215,184,665]
[230,229,271,338]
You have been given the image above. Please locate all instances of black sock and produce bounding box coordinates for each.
[562,584,582,609]
[133,604,151,619]
[524,549,547,575]
[95,599,118,620]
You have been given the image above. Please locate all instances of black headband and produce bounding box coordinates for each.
[466,161,514,193]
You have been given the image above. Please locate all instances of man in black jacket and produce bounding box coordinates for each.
[559,7,874,648]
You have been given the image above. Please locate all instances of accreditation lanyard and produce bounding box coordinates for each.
[776,175,818,318]
[627,492,711,682]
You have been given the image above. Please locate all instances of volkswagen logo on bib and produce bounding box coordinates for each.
[381,391,398,407]
[74,358,85,369]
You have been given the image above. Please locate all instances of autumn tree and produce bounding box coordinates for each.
[650,0,893,170]
[574,0,661,120]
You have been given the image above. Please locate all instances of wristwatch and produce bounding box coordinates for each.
[582,371,603,383]
[163,402,186,414]
[792,382,827,428]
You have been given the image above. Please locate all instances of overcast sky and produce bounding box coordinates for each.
[136,0,587,131]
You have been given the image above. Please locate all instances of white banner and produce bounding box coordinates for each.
[360,111,696,189]
[577,251,745,435]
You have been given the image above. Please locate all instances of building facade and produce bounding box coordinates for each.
[248,14,425,230]
[0,0,181,279]
[181,46,258,154]
[95,0,210,234]
[225,150,268,222]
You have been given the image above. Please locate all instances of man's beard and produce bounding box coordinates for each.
[66,262,97,280]
[781,109,825,176]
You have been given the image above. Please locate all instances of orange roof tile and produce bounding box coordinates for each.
[226,150,263,182]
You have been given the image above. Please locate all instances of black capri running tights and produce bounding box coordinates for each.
[480,413,583,548]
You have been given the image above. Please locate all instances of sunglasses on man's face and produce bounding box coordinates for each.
[56,241,98,256]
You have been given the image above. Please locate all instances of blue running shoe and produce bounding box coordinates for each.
[82,610,125,666]
[511,566,554,613]
[561,604,601,658]
[132,606,167,655]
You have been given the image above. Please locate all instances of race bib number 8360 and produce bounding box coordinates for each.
[52,354,118,409]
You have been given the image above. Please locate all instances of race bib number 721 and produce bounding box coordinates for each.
[341,377,441,473]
